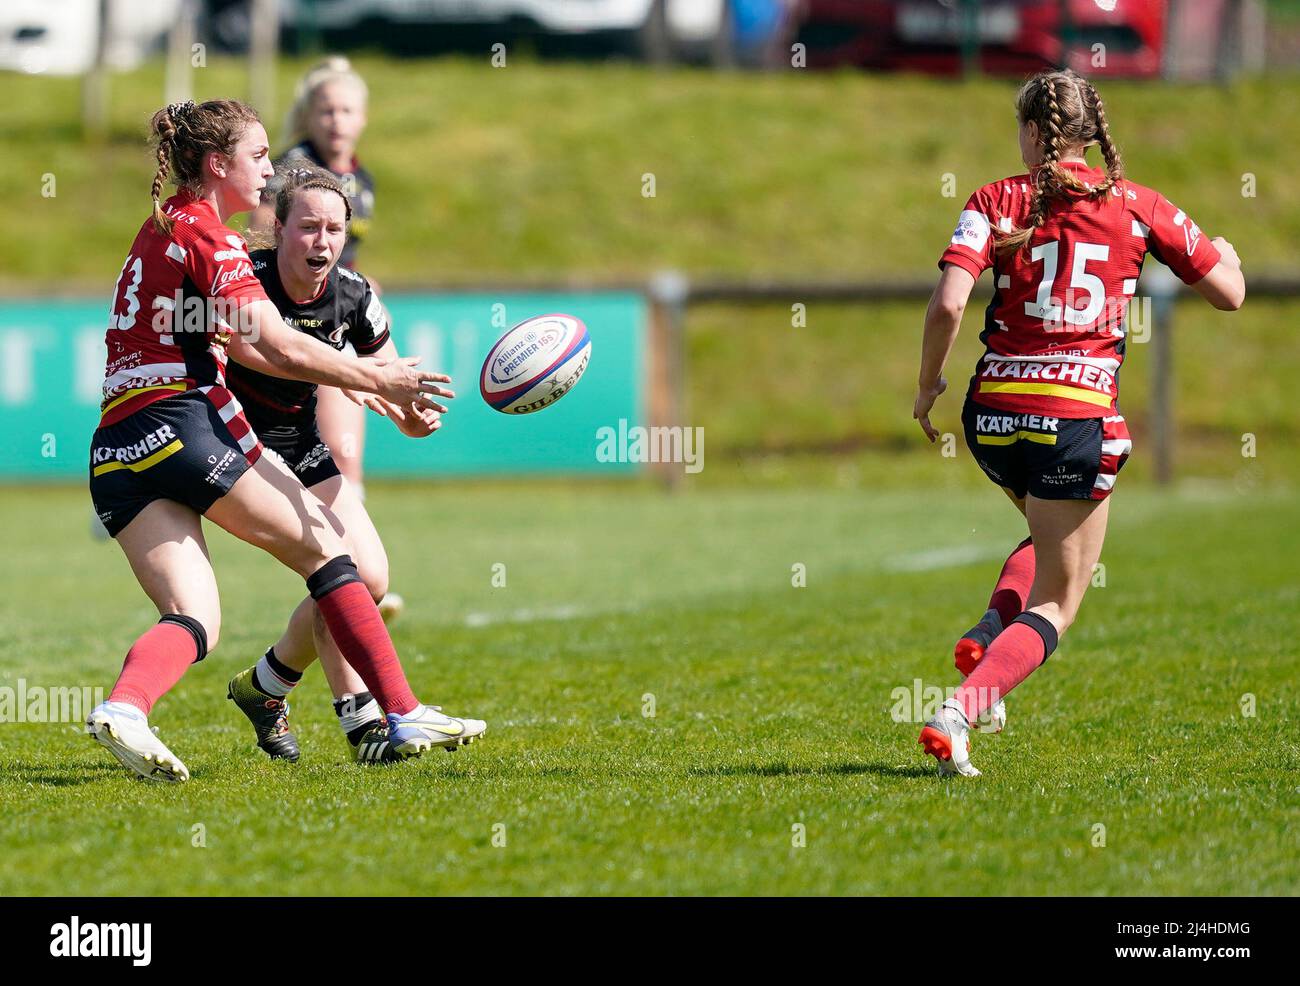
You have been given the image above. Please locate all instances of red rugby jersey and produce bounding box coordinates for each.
[940,161,1220,418]
[101,189,269,425]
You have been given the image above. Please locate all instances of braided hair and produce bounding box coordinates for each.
[996,70,1126,257]
[147,99,262,234]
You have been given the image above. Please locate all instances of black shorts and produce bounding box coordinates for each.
[256,421,341,490]
[89,387,263,538]
[962,398,1132,501]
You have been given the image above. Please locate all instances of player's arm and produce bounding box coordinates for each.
[915,190,994,441]
[186,227,452,407]
[334,278,441,437]
[914,263,977,443]
[226,332,297,379]
[343,332,443,438]
[239,299,453,411]
[1189,237,1245,311]
[1145,196,1244,312]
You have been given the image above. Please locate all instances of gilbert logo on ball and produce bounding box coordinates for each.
[480,313,591,414]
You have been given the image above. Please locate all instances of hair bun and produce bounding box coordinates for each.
[166,100,197,125]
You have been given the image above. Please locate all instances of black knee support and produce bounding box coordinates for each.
[1014,611,1059,663]
[306,555,363,600]
[160,613,209,663]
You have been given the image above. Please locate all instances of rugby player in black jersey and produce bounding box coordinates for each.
[249,57,402,621]
[226,165,448,764]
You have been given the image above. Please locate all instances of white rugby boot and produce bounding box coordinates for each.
[918,698,980,777]
[86,701,190,782]
[386,704,487,757]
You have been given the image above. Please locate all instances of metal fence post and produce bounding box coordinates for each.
[164,0,199,104]
[81,0,112,142]
[1145,265,1179,486]
[647,270,689,491]
[250,0,281,123]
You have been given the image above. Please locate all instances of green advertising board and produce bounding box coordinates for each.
[0,292,647,480]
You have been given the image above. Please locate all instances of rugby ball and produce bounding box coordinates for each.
[480,313,591,414]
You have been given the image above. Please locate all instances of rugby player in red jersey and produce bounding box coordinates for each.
[912,70,1245,776]
[224,165,446,764]
[86,100,484,781]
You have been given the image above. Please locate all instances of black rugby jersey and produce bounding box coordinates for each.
[227,249,389,434]
[266,140,375,269]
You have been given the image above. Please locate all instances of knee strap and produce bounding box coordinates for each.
[160,613,208,663]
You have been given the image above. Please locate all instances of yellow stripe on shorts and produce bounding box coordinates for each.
[977,381,1113,408]
[101,382,187,416]
[92,439,185,477]
[976,430,1058,446]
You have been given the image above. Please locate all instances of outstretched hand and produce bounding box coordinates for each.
[365,395,442,438]
[913,377,948,443]
[372,355,455,412]
[341,387,391,416]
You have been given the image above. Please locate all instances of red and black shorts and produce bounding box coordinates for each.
[257,425,341,490]
[89,386,263,538]
[962,398,1132,501]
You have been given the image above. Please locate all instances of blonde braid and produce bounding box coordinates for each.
[1088,81,1124,197]
[150,105,180,235]
[997,80,1063,255]
[1031,78,1068,223]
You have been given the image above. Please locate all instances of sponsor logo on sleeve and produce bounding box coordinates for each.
[212,234,251,262]
[364,293,386,334]
[1171,206,1201,256]
[951,210,991,253]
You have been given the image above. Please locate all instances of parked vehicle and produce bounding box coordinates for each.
[0,0,179,75]
[207,0,747,64]
[793,0,1172,78]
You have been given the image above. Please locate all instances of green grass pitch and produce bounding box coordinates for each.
[0,479,1296,895]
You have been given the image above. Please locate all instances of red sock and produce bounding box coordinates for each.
[312,572,418,716]
[953,614,1057,721]
[109,621,201,715]
[988,537,1035,627]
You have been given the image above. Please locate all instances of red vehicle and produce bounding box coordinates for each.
[794,0,1173,78]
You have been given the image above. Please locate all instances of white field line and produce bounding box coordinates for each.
[463,604,595,628]
[460,543,1004,626]
[880,543,1007,573]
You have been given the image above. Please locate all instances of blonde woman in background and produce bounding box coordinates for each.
[251,57,404,622]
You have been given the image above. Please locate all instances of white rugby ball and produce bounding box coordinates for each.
[480,313,591,414]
